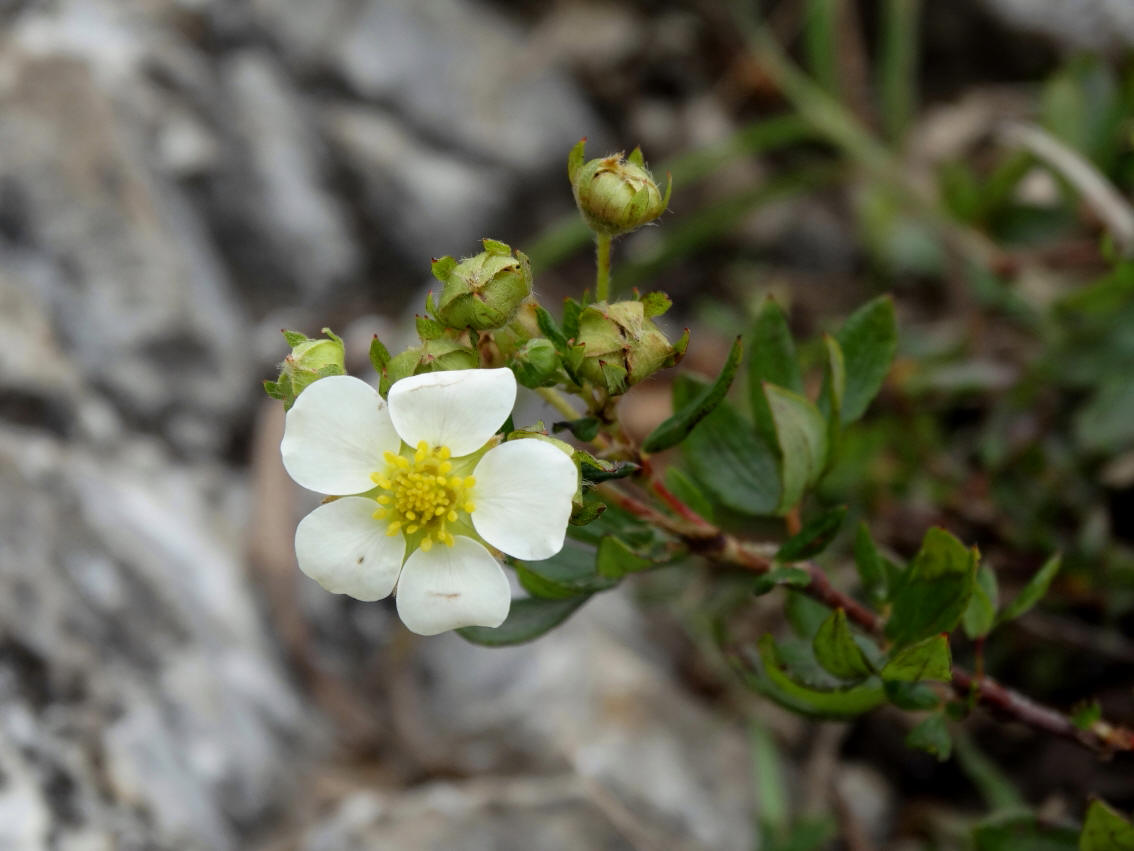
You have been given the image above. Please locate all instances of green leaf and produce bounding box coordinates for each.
[776,505,847,562]
[852,523,888,604]
[748,298,803,448]
[906,714,952,761]
[885,528,977,647]
[457,596,589,646]
[369,335,391,372]
[514,546,615,599]
[963,564,1000,639]
[752,566,812,597]
[675,377,780,515]
[998,553,1062,625]
[786,591,831,639]
[1072,700,1102,731]
[835,295,898,424]
[596,535,654,579]
[764,384,829,513]
[535,305,569,351]
[642,336,743,453]
[818,333,846,458]
[664,466,715,522]
[812,608,874,680]
[552,416,601,442]
[881,634,952,682]
[1081,799,1134,851]
[972,814,1078,851]
[738,636,886,718]
[885,681,941,711]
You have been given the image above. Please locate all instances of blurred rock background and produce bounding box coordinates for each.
[0,1,1131,849]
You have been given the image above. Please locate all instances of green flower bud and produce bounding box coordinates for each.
[265,328,346,408]
[416,337,479,373]
[510,338,560,388]
[568,139,672,237]
[575,300,682,393]
[432,239,533,331]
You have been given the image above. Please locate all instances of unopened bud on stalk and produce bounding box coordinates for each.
[574,299,685,393]
[510,338,560,388]
[432,239,532,331]
[265,328,346,408]
[568,140,671,237]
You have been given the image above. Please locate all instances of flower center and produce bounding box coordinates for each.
[370,441,475,551]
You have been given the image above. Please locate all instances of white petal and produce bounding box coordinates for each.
[387,368,516,457]
[281,375,401,495]
[294,497,405,601]
[395,536,511,635]
[471,438,577,560]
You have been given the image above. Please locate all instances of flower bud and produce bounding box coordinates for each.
[265,328,346,408]
[432,239,533,331]
[568,140,672,237]
[510,338,559,388]
[416,337,479,373]
[575,300,683,393]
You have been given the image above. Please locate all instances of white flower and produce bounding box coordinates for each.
[280,368,578,635]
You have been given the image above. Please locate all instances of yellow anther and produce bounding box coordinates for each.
[377,495,391,505]
[464,501,475,513]
[383,451,398,465]
[464,476,476,488]
[439,461,452,474]
[447,510,458,522]
[438,446,451,460]
[435,506,446,516]
[370,442,476,551]
[386,521,402,536]
[420,537,434,551]
[406,524,419,534]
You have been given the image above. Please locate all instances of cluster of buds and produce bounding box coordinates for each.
[568,140,672,237]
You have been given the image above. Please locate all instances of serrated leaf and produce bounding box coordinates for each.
[835,295,898,424]
[552,416,600,442]
[885,528,977,647]
[907,714,952,761]
[369,335,391,372]
[596,535,654,579]
[748,298,803,448]
[752,566,812,597]
[853,523,888,604]
[882,634,952,682]
[514,546,616,599]
[776,505,847,562]
[1081,799,1134,851]
[765,384,829,513]
[674,377,780,515]
[642,336,743,453]
[457,596,589,646]
[963,563,1000,639]
[997,552,1061,625]
[736,636,886,719]
[813,608,874,680]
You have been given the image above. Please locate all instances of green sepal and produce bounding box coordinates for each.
[416,314,445,340]
[562,297,583,340]
[430,255,457,282]
[379,348,421,397]
[599,360,628,395]
[567,137,586,183]
[569,492,606,527]
[642,336,742,453]
[281,329,308,347]
[481,238,512,255]
[627,145,646,168]
[457,596,589,646]
[575,451,639,483]
[640,290,672,318]
[776,505,847,562]
[369,335,391,372]
[263,379,286,400]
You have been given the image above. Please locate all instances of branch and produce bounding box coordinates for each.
[596,483,1134,756]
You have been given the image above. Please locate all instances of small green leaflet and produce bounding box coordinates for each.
[881,634,952,683]
[997,553,1061,625]
[885,528,977,648]
[906,714,952,761]
[812,608,873,680]
[963,563,1000,639]
[1080,799,1134,851]
[752,566,812,597]
[764,384,829,514]
[642,336,743,453]
[747,297,803,449]
[834,295,898,424]
[776,505,847,562]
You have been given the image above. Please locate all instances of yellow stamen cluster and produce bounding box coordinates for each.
[371,441,476,551]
